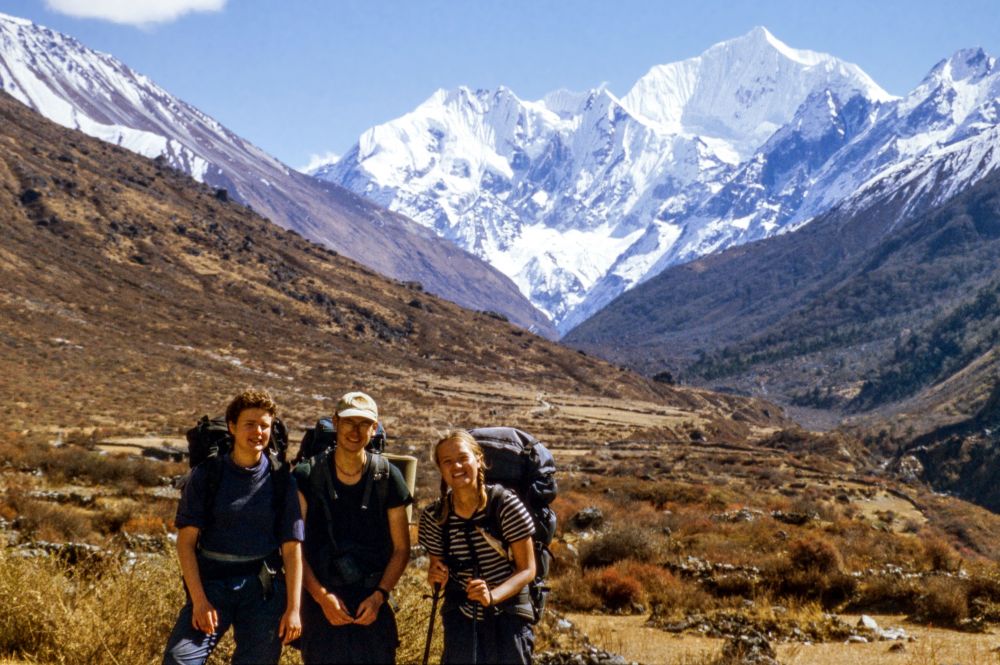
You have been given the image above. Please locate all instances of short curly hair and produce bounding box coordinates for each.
[225,388,277,425]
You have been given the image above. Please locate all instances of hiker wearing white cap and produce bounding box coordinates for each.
[293,391,412,664]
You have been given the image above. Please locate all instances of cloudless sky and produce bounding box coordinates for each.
[3,0,999,170]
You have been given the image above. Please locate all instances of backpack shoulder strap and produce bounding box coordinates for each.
[305,449,340,555]
[200,454,226,530]
[483,484,513,547]
[360,452,390,512]
[266,450,289,541]
[436,494,452,563]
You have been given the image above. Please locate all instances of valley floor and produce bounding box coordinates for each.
[568,613,1000,665]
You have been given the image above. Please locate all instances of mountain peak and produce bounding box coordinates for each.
[922,48,996,86]
[0,11,32,26]
[722,26,824,67]
[938,47,997,83]
[620,27,890,157]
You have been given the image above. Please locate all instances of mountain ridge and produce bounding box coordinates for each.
[317,27,897,331]
[0,11,556,337]
[0,89,786,449]
[319,29,999,337]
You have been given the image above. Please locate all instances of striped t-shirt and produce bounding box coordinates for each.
[418,485,535,618]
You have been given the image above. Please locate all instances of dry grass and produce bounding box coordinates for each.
[0,549,182,664]
[0,548,448,665]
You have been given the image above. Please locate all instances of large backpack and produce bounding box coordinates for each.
[294,416,387,463]
[295,416,393,543]
[186,414,289,468]
[471,426,558,623]
[183,414,290,534]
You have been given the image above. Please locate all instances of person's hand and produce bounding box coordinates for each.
[191,597,218,634]
[465,578,492,608]
[278,607,302,644]
[428,559,449,587]
[318,591,353,626]
[352,591,383,625]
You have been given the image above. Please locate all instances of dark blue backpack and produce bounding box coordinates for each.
[439,427,558,623]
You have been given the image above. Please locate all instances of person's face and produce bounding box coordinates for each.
[228,408,272,459]
[334,415,377,453]
[436,438,480,491]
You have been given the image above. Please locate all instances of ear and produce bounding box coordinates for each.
[228,420,237,437]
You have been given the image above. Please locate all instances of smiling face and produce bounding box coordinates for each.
[334,415,377,454]
[228,407,273,464]
[435,436,483,492]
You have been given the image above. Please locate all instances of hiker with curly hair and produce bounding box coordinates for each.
[418,430,536,664]
[163,388,303,665]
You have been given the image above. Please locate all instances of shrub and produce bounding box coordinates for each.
[615,560,679,598]
[550,568,601,611]
[586,567,643,611]
[915,576,969,626]
[625,481,708,508]
[848,576,921,613]
[648,578,717,622]
[787,536,842,574]
[579,525,660,568]
[15,500,93,541]
[921,534,962,572]
[0,549,183,663]
[775,567,857,608]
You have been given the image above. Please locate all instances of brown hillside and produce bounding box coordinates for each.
[0,92,786,444]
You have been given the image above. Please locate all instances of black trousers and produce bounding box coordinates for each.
[440,607,533,665]
[300,586,399,665]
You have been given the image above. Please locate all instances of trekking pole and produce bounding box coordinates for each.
[422,583,441,665]
[462,524,481,665]
[470,576,479,665]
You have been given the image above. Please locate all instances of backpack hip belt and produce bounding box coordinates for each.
[198,547,269,563]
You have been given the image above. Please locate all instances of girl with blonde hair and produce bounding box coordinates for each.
[418,430,536,664]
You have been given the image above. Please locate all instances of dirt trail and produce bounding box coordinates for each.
[567,613,1000,665]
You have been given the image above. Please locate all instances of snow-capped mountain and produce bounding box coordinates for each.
[806,47,1000,224]
[0,11,555,336]
[317,27,897,332]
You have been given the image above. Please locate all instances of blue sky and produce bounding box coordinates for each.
[4,0,999,170]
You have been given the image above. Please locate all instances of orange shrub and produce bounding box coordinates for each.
[788,536,843,573]
[586,567,643,611]
[123,515,169,535]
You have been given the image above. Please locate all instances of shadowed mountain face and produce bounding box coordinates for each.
[887,381,1000,514]
[0,14,555,337]
[564,164,1000,512]
[564,165,1000,428]
[0,92,785,444]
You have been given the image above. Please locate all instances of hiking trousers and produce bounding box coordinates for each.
[440,607,533,665]
[162,574,286,665]
[300,586,399,664]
